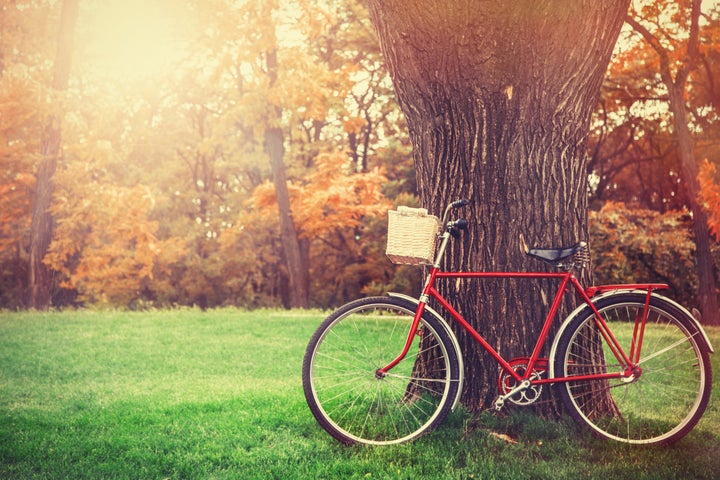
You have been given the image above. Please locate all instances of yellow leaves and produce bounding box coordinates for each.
[297,1,339,41]
[488,432,519,445]
[267,48,352,123]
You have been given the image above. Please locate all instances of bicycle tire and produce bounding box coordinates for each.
[302,296,461,445]
[553,292,712,445]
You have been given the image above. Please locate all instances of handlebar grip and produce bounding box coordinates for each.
[451,199,470,209]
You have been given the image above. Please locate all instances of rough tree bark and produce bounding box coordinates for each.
[626,0,719,326]
[368,0,629,412]
[28,0,78,309]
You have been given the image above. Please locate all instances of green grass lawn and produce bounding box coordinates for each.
[1,309,718,479]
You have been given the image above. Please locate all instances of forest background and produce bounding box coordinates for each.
[1,0,720,316]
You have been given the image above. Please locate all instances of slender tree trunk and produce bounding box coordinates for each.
[28,0,78,309]
[265,48,309,308]
[368,0,628,413]
[669,89,720,325]
[627,0,719,325]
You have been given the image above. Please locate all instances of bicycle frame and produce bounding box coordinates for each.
[378,228,668,389]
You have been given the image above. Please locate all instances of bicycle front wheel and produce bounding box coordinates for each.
[554,292,712,445]
[302,296,461,445]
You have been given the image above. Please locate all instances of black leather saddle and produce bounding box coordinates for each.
[526,241,587,265]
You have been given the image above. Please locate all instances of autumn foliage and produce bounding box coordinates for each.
[699,160,720,241]
[589,202,698,304]
[0,0,719,311]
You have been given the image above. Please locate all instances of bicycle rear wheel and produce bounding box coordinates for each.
[553,292,712,445]
[302,296,461,445]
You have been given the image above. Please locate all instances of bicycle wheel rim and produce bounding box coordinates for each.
[304,300,456,445]
[559,298,710,444]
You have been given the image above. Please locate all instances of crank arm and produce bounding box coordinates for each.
[494,379,531,410]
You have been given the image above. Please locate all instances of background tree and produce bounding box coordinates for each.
[588,0,720,324]
[249,151,390,305]
[625,0,718,324]
[23,0,411,309]
[0,2,46,308]
[367,0,629,412]
[27,0,78,309]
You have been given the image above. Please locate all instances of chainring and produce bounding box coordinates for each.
[497,357,548,406]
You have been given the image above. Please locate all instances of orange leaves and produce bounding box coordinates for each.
[0,172,35,252]
[250,151,389,239]
[343,116,366,134]
[0,0,410,309]
[625,0,699,79]
[245,150,391,306]
[46,169,187,306]
[0,59,44,255]
[698,159,720,241]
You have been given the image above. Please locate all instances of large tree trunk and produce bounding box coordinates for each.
[368,0,628,412]
[626,0,719,325]
[28,0,78,309]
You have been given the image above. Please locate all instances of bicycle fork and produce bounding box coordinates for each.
[376,260,443,379]
[375,303,426,379]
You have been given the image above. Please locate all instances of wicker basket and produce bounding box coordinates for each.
[386,206,441,265]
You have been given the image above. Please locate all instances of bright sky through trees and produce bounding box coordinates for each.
[79,0,192,83]
[75,0,309,93]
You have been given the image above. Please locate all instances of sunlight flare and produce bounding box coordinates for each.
[80,0,190,82]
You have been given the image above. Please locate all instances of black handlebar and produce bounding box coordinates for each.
[442,199,471,231]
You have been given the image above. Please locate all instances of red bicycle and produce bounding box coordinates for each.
[302,200,714,446]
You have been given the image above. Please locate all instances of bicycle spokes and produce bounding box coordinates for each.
[554,293,711,445]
